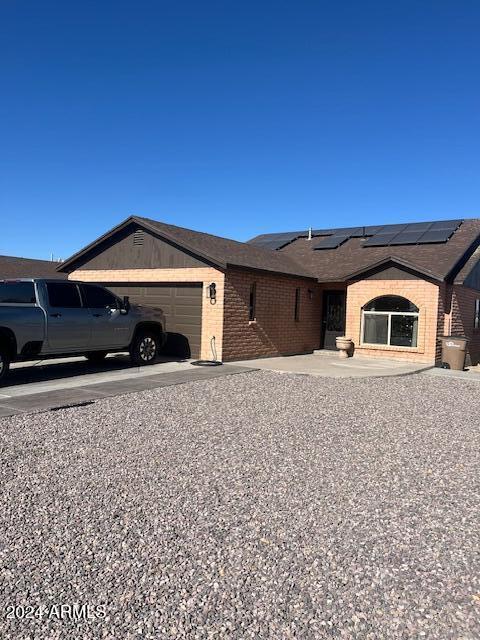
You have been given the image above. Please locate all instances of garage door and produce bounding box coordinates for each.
[105,284,203,358]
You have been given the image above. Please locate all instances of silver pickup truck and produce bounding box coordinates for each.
[0,279,166,384]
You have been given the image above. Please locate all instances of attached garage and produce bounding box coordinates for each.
[104,283,203,358]
[59,215,316,361]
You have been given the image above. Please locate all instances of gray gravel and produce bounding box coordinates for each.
[0,371,479,639]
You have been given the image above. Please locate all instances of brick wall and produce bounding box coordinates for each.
[222,267,321,361]
[436,284,449,364]
[449,284,480,366]
[69,267,225,361]
[70,266,475,366]
[345,279,440,364]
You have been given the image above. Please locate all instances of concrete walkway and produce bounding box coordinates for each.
[234,352,432,378]
[0,355,255,417]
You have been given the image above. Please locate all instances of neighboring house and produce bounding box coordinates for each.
[58,216,480,365]
[0,255,66,279]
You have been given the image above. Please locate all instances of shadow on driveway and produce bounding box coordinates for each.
[7,354,188,389]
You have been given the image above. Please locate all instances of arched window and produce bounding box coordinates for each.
[362,296,419,347]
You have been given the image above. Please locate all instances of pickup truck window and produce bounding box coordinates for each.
[46,282,82,308]
[82,284,119,309]
[0,282,36,304]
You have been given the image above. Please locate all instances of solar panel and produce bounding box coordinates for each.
[331,227,362,236]
[313,235,349,250]
[378,223,409,233]
[349,227,378,237]
[311,229,336,236]
[313,226,384,237]
[362,225,386,235]
[402,222,433,232]
[249,232,301,250]
[256,239,292,250]
[362,233,399,247]
[252,218,463,252]
[317,226,384,238]
[429,220,462,231]
[418,229,454,244]
[388,230,425,245]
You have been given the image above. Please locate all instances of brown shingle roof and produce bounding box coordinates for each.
[0,255,66,279]
[137,217,316,278]
[453,243,480,285]
[277,219,480,282]
[59,215,480,285]
[60,216,316,279]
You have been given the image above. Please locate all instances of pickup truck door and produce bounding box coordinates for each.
[81,284,131,349]
[45,282,92,351]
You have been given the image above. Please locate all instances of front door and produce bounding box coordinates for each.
[321,290,346,349]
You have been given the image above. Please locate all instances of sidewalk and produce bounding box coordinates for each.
[233,352,432,378]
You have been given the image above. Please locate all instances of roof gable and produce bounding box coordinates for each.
[61,224,210,271]
[345,256,444,282]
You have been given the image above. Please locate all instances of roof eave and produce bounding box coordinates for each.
[225,261,317,280]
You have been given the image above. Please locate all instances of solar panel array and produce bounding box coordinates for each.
[362,220,461,247]
[312,234,350,250]
[249,220,463,251]
[250,232,304,250]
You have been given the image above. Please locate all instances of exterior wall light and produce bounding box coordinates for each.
[207,282,217,304]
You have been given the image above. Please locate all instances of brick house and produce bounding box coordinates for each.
[59,216,480,366]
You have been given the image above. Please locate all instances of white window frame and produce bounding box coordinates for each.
[475,299,480,330]
[361,310,419,348]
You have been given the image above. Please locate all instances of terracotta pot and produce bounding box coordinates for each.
[336,337,353,359]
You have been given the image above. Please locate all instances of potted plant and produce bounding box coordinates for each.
[335,336,353,359]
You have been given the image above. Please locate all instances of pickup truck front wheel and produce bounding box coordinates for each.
[0,347,10,385]
[130,330,160,366]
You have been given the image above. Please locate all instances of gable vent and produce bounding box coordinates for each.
[133,229,144,246]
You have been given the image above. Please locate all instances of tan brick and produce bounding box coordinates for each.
[69,267,480,366]
[222,268,322,361]
[345,279,439,364]
[70,267,226,361]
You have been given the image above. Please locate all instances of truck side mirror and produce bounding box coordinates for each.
[122,296,130,314]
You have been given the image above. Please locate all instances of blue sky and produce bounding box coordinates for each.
[1,1,479,260]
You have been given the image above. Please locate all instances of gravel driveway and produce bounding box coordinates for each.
[0,371,479,639]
